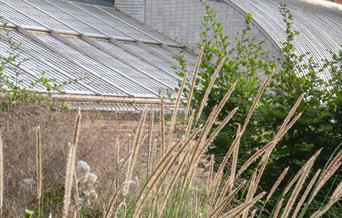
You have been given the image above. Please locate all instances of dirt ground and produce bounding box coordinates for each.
[0,105,158,217]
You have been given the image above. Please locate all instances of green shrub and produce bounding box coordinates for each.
[174,2,342,216]
[0,23,77,111]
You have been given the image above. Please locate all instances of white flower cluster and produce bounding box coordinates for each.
[76,160,98,206]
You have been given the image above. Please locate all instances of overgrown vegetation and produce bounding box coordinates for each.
[175,3,341,216]
[1,70,341,217]
[0,23,74,111]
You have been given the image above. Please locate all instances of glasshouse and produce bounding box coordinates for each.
[0,0,341,218]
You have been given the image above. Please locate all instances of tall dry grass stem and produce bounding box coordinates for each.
[292,169,321,218]
[167,71,188,151]
[210,180,246,217]
[308,149,342,204]
[73,169,80,218]
[160,98,165,156]
[125,108,148,195]
[281,149,321,218]
[35,126,42,201]
[185,46,204,118]
[273,198,283,218]
[205,107,238,146]
[105,182,133,218]
[253,111,303,191]
[210,75,272,210]
[242,171,258,218]
[62,110,82,218]
[185,109,196,139]
[227,124,242,192]
[196,58,225,122]
[310,181,342,218]
[62,143,77,218]
[133,128,202,217]
[0,133,3,218]
[238,94,304,177]
[214,82,237,120]
[283,147,320,196]
[183,105,219,184]
[72,109,82,147]
[157,148,191,218]
[147,112,154,177]
[207,154,215,193]
[208,127,241,215]
[114,137,120,189]
[35,126,42,218]
[267,167,289,200]
[221,192,266,218]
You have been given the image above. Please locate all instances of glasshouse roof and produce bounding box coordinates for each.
[0,0,196,100]
[1,0,341,109]
[228,0,342,81]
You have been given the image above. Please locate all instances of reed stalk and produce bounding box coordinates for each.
[267,167,289,200]
[35,126,42,218]
[227,124,242,192]
[292,169,321,218]
[241,171,258,218]
[238,94,304,177]
[310,181,342,218]
[157,148,191,217]
[281,149,321,218]
[73,169,80,218]
[221,192,266,218]
[125,108,148,195]
[160,98,165,156]
[196,58,225,122]
[273,198,283,218]
[62,143,77,218]
[105,182,133,218]
[307,149,342,205]
[167,71,188,151]
[207,154,215,194]
[133,128,202,217]
[147,112,155,177]
[210,180,246,217]
[0,133,3,218]
[62,110,82,218]
[114,137,120,189]
[185,47,204,118]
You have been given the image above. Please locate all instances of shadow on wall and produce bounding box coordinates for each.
[70,0,115,6]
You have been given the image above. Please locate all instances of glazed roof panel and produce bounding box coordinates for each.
[0,0,194,99]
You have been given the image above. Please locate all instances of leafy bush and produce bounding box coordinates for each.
[0,23,75,111]
[174,2,341,216]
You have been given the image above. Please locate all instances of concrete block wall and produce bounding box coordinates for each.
[114,0,145,22]
[114,0,279,53]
